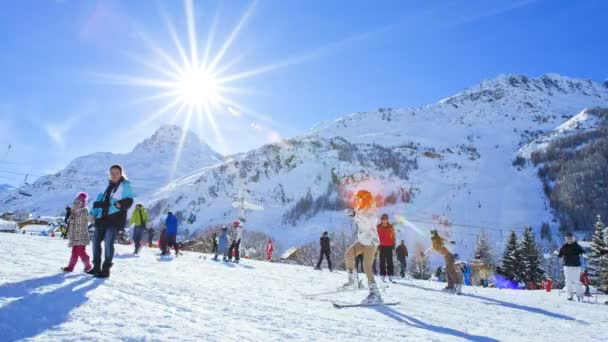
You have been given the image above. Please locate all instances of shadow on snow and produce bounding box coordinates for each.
[0,274,102,341]
[372,306,499,342]
[371,306,498,342]
[395,282,587,324]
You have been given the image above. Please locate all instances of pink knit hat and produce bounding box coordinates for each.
[75,192,88,203]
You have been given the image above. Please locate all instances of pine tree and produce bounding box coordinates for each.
[409,252,431,280]
[589,215,608,290]
[502,231,522,281]
[474,230,496,268]
[519,225,543,285]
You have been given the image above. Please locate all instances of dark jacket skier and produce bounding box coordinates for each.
[396,240,408,278]
[316,232,332,271]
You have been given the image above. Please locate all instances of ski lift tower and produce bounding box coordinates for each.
[232,188,264,222]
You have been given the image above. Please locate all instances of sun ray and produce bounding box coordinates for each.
[131,90,181,106]
[123,52,182,80]
[93,72,178,89]
[204,103,228,153]
[170,105,194,180]
[207,0,257,71]
[159,4,192,69]
[134,29,185,75]
[135,98,184,129]
[185,0,199,67]
[201,5,220,69]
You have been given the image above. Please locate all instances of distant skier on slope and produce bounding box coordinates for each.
[228,221,243,263]
[396,240,408,278]
[61,192,92,273]
[377,214,396,282]
[214,226,230,261]
[555,232,585,301]
[341,190,382,304]
[266,239,274,261]
[428,230,461,294]
[129,204,150,255]
[315,231,332,271]
[162,212,179,257]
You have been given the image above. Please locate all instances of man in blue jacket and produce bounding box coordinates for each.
[162,212,179,256]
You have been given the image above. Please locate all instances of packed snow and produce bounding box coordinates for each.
[1,233,606,342]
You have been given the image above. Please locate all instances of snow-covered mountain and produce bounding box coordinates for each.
[145,74,608,253]
[0,125,223,215]
[0,184,16,194]
[3,74,608,256]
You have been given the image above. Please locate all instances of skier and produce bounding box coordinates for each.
[88,164,133,278]
[580,269,591,297]
[211,232,218,254]
[147,226,155,247]
[555,232,585,301]
[266,239,274,261]
[396,240,408,278]
[64,206,72,224]
[341,190,382,304]
[429,230,461,294]
[315,231,332,271]
[228,221,243,263]
[162,212,179,257]
[377,214,396,282]
[214,226,230,261]
[129,204,150,255]
[61,192,92,272]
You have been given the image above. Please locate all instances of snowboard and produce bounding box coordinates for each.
[332,301,400,309]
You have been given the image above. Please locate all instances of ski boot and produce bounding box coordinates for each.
[361,282,383,305]
[86,264,101,276]
[567,295,574,301]
[381,276,387,283]
[455,284,463,295]
[61,267,73,273]
[389,276,396,284]
[341,270,362,290]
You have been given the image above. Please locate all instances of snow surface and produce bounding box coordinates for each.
[1,233,606,342]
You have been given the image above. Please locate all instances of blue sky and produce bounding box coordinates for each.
[0,0,606,186]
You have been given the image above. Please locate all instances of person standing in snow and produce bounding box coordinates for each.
[429,230,461,294]
[342,190,382,304]
[266,239,274,261]
[162,212,179,256]
[396,240,408,278]
[377,214,396,282]
[89,165,134,278]
[555,232,585,301]
[580,269,591,297]
[214,226,230,261]
[62,192,92,272]
[315,231,332,271]
[147,226,155,247]
[211,232,218,254]
[228,221,243,263]
[129,204,150,255]
[64,206,72,224]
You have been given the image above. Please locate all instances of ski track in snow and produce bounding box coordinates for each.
[0,234,605,342]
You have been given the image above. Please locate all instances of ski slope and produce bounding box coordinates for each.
[0,234,605,342]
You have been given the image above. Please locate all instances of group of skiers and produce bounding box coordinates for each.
[213,221,243,262]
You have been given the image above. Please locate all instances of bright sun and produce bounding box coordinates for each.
[176,68,219,107]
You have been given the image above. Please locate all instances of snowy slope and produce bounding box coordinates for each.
[0,233,605,342]
[145,74,608,253]
[0,125,223,216]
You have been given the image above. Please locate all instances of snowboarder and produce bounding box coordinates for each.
[129,204,150,255]
[580,269,591,297]
[396,240,408,278]
[162,212,179,257]
[88,164,134,278]
[266,239,274,261]
[429,230,461,294]
[61,192,92,273]
[214,226,230,261]
[377,214,396,282]
[555,232,585,301]
[228,220,243,263]
[342,190,382,304]
[315,231,332,271]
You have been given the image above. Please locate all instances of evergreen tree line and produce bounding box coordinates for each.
[588,215,608,292]
[500,226,544,285]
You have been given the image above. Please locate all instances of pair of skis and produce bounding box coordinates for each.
[300,285,399,308]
